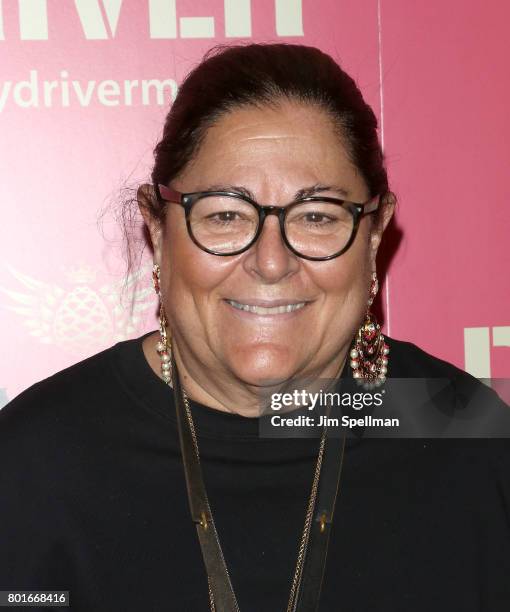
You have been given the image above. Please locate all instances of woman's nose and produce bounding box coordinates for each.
[243,213,300,283]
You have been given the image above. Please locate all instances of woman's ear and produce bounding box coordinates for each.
[368,191,396,267]
[137,183,163,261]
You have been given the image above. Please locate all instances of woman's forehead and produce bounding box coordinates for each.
[204,101,342,151]
[176,101,363,195]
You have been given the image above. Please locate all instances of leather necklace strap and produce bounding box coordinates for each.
[172,356,346,612]
[172,356,240,611]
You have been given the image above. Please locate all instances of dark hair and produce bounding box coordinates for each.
[109,43,393,299]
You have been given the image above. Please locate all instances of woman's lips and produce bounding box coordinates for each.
[224,298,309,316]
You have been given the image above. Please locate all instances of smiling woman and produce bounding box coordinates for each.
[1,43,509,612]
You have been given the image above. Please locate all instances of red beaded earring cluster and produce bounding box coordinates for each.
[349,272,389,388]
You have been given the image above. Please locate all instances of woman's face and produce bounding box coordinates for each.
[149,101,393,389]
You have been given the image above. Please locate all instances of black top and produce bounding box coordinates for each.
[1,333,509,611]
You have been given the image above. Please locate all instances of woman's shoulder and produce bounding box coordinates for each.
[384,334,510,431]
[380,336,510,473]
[0,336,141,431]
[0,335,154,480]
[385,335,505,399]
[385,335,473,379]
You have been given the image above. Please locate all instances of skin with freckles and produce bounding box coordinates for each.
[138,100,395,417]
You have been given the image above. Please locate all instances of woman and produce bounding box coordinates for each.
[1,44,509,612]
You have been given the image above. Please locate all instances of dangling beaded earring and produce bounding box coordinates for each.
[350,272,390,388]
[152,263,172,385]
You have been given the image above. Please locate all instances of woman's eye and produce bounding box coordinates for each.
[303,212,335,224]
[206,211,240,223]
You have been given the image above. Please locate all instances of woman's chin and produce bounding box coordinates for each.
[224,345,304,388]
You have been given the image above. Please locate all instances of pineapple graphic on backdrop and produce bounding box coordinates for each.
[0,262,154,355]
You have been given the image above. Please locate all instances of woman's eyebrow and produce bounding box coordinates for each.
[200,183,350,200]
[295,184,350,199]
[202,184,255,198]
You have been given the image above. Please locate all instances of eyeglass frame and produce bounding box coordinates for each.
[154,183,381,261]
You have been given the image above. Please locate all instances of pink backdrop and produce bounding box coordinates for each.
[1,0,509,405]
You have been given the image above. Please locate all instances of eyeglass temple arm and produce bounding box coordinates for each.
[362,194,381,215]
[157,184,182,203]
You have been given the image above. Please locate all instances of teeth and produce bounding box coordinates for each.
[227,300,306,315]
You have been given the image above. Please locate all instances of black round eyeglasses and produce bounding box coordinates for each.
[155,184,381,261]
